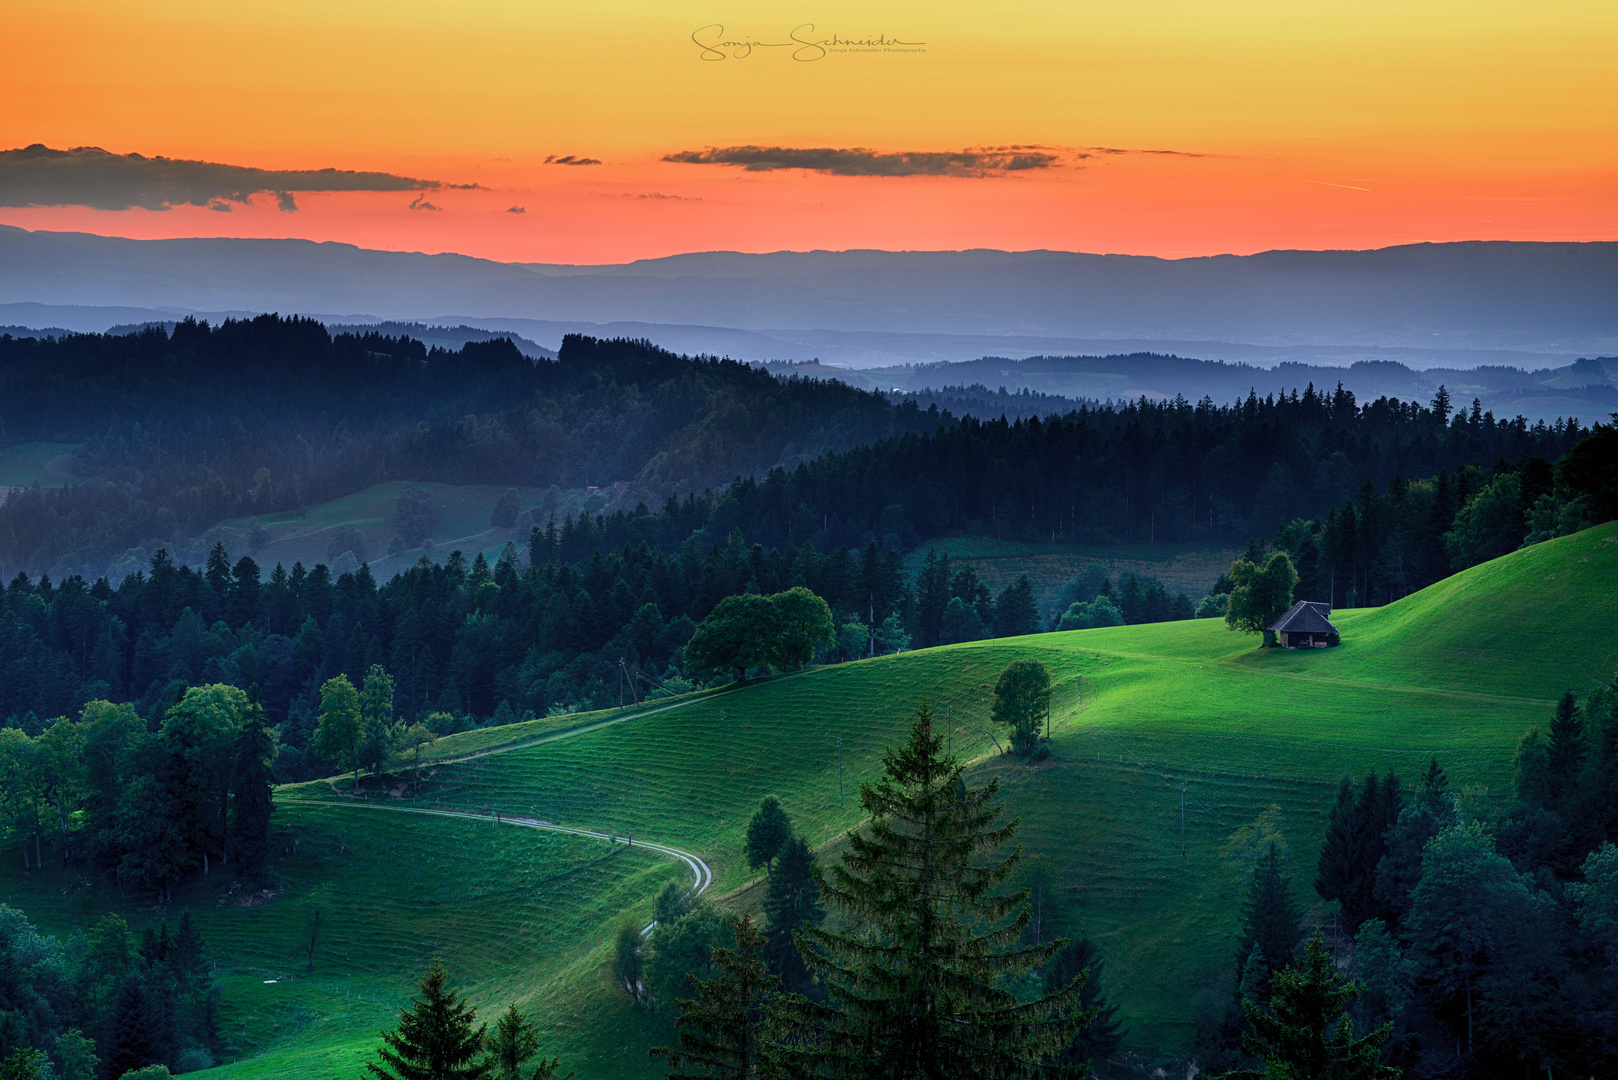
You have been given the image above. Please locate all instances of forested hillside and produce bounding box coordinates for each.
[0,320,942,575]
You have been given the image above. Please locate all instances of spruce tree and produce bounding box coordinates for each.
[486,1004,572,1080]
[650,914,778,1080]
[763,835,825,996]
[1546,690,1585,803]
[1315,778,1358,909]
[1215,932,1399,1080]
[781,703,1090,1080]
[107,976,158,1080]
[1417,757,1448,808]
[1238,843,1303,983]
[230,690,276,882]
[367,959,491,1080]
[1043,937,1125,1068]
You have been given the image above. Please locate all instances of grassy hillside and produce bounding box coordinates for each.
[2,523,1613,1076]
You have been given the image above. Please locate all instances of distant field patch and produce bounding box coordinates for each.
[214,481,596,574]
[0,441,82,489]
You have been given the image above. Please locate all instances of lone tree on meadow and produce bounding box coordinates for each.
[777,702,1093,1079]
[991,659,1053,755]
[367,959,490,1080]
[491,488,522,530]
[744,796,792,875]
[1225,552,1299,645]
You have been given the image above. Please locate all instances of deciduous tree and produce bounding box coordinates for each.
[1224,552,1299,644]
[314,674,363,791]
[991,660,1052,755]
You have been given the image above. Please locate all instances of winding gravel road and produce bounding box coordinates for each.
[278,799,713,935]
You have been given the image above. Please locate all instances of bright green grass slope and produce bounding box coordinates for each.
[0,804,684,1079]
[1,524,1612,1076]
[278,520,1618,1064]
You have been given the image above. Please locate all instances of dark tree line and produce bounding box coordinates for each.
[1206,672,1618,1078]
[0,905,221,1079]
[0,323,946,576]
[1,686,277,899]
[575,384,1593,563]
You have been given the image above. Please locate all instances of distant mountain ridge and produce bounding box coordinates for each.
[2,227,1615,359]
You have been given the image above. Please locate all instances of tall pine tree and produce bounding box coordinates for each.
[1043,938,1125,1069]
[1546,690,1585,804]
[230,690,276,882]
[367,959,490,1080]
[763,835,825,996]
[1316,778,1359,914]
[650,914,777,1080]
[780,703,1090,1080]
[1215,932,1398,1080]
[1238,842,1303,987]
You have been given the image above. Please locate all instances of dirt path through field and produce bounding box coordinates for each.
[277,799,712,935]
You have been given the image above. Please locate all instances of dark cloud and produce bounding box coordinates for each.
[545,155,602,166]
[1084,146,1205,158]
[507,205,526,214]
[662,145,1061,177]
[0,144,436,212]
[408,195,442,211]
[636,192,700,201]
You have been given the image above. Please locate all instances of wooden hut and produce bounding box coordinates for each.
[1267,601,1340,649]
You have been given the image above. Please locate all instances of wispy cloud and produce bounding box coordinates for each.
[408,195,442,211]
[1078,147,1206,159]
[507,205,526,213]
[545,154,602,166]
[662,145,1061,177]
[1302,178,1370,191]
[0,143,436,212]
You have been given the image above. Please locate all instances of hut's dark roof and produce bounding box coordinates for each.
[1267,600,1338,635]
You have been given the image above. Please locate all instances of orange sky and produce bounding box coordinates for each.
[2,0,1615,263]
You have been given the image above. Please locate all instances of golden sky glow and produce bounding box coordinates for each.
[2,0,1614,261]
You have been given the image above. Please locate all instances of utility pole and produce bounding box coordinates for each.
[870,596,876,657]
[1180,782,1187,859]
[722,709,728,772]
[837,737,844,803]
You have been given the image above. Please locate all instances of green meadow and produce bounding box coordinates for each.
[2,522,1614,1075]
